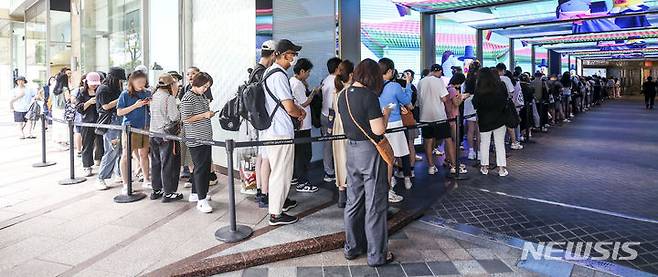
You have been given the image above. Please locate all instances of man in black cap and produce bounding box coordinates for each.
[261,39,306,225]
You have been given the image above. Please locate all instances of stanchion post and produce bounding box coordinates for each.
[452,114,468,180]
[525,101,534,144]
[58,120,86,185]
[114,124,146,203]
[33,114,56,167]
[215,139,253,242]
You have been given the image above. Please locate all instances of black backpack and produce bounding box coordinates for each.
[218,65,268,131]
[218,68,287,131]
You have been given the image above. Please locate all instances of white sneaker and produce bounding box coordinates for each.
[480,166,489,175]
[189,193,199,202]
[432,149,444,156]
[142,181,153,190]
[95,179,109,191]
[240,187,257,195]
[120,186,129,195]
[404,177,413,190]
[428,166,438,175]
[498,168,509,177]
[196,199,213,213]
[510,142,524,150]
[467,149,476,160]
[415,154,423,161]
[388,190,403,203]
[84,167,93,177]
[183,182,192,188]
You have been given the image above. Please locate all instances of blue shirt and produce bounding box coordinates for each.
[117,90,151,129]
[378,81,412,122]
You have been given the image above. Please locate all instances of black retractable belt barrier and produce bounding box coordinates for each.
[33,114,57,168]
[114,124,146,203]
[58,120,87,185]
[215,139,253,242]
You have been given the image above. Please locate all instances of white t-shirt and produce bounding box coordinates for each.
[12,87,37,112]
[500,76,515,95]
[321,74,336,116]
[263,63,295,138]
[290,76,311,130]
[417,75,449,122]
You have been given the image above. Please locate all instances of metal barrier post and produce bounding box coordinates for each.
[215,139,253,242]
[33,114,56,168]
[451,114,468,180]
[59,120,86,185]
[114,124,146,203]
[525,101,534,144]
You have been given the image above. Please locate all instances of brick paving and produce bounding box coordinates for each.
[428,98,658,275]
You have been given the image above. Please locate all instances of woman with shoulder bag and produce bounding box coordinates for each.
[149,73,183,202]
[76,72,105,177]
[338,58,394,267]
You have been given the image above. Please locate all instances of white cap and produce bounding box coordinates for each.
[261,40,276,51]
[134,65,148,73]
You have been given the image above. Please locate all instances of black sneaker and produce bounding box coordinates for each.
[257,194,268,208]
[161,192,184,203]
[296,182,318,193]
[282,198,297,212]
[150,190,163,200]
[268,213,298,226]
[291,178,299,186]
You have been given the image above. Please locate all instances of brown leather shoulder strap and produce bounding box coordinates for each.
[345,88,377,145]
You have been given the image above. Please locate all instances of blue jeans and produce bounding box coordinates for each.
[98,116,122,180]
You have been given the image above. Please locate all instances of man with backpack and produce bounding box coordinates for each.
[262,39,306,226]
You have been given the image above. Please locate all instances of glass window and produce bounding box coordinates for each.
[148,0,179,74]
[80,0,143,73]
[25,0,48,86]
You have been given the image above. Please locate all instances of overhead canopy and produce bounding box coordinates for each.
[393,0,658,60]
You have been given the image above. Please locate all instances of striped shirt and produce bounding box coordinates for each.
[149,89,180,133]
[180,91,212,148]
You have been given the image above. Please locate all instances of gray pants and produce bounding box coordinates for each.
[344,140,388,266]
[321,115,335,176]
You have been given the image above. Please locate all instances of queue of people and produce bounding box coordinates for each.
[13,37,636,269]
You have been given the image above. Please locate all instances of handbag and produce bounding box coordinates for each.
[95,112,112,135]
[345,88,395,166]
[162,94,181,136]
[504,98,520,128]
[400,106,416,127]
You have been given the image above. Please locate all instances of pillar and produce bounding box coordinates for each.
[531,45,536,74]
[508,38,514,70]
[338,0,360,63]
[476,29,484,62]
[420,13,435,71]
[548,49,560,75]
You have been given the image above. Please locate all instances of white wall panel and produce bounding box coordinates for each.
[193,0,255,168]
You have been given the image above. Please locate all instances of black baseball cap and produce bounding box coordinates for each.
[275,39,302,54]
[430,64,443,72]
